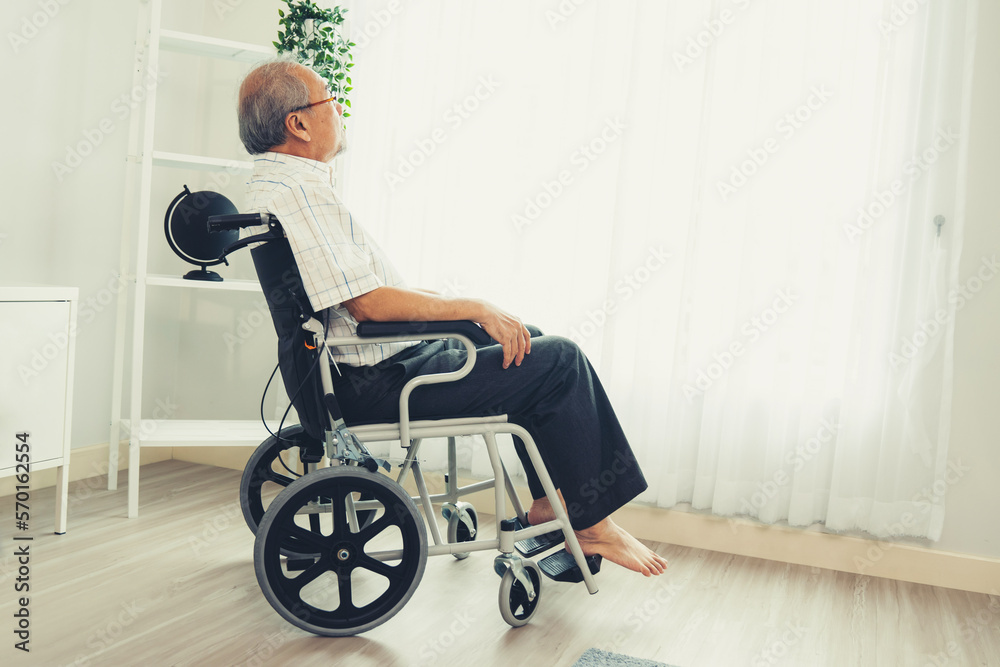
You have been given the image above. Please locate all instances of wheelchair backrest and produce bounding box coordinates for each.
[208,213,331,443]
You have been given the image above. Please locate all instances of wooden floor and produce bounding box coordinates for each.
[1,460,998,667]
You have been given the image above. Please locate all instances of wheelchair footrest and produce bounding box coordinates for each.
[285,558,317,572]
[538,550,602,583]
[512,516,564,557]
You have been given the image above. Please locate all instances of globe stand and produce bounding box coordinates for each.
[184,266,224,282]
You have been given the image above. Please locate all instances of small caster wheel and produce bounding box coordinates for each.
[499,560,542,627]
[443,502,478,560]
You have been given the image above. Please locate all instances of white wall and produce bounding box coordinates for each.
[2,0,998,559]
[936,0,1000,559]
[0,0,284,452]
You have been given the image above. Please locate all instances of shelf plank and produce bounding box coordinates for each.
[152,151,253,172]
[126,419,286,447]
[146,274,261,292]
[159,29,274,63]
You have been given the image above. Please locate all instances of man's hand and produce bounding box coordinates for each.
[343,287,532,369]
[475,300,532,369]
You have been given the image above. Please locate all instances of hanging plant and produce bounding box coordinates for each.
[274,0,355,117]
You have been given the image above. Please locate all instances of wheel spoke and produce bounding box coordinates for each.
[264,469,295,487]
[357,513,394,543]
[336,569,356,612]
[357,555,405,582]
[285,523,328,551]
[328,484,351,538]
[285,559,326,594]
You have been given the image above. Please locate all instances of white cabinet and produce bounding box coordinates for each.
[0,286,78,534]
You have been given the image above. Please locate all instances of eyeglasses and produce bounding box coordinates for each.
[292,95,338,112]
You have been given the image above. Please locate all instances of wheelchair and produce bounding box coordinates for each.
[208,212,603,637]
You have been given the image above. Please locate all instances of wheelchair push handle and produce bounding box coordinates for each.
[207,213,283,263]
[206,212,277,233]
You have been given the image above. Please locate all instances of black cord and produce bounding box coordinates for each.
[259,337,324,479]
[259,361,299,479]
[260,361,282,439]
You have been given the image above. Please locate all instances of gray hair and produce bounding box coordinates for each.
[237,59,311,154]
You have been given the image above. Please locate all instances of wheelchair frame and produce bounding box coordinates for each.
[211,212,600,636]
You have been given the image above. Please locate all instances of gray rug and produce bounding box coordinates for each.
[572,648,676,667]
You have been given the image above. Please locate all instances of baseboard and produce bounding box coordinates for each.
[0,442,173,497]
[170,446,256,471]
[15,445,998,596]
[613,504,1000,597]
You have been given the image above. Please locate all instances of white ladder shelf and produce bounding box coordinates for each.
[108,0,274,517]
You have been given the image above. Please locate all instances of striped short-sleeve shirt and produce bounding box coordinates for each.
[245,152,416,366]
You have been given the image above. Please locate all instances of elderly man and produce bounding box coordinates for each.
[237,59,667,577]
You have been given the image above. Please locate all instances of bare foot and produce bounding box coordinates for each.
[526,490,565,525]
[572,519,669,577]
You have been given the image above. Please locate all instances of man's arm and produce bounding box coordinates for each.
[343,286,531,369]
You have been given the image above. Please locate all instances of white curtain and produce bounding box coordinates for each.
[339,0,978,540]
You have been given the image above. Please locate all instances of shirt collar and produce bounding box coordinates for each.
[254,151,335,183]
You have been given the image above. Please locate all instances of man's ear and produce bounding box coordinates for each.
[284,110,312,143]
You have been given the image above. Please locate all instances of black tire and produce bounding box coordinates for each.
[240,425,313,536]
[254,467,427,636]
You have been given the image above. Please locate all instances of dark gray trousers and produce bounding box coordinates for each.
[331,328,647,529]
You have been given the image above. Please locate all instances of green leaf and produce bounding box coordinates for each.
[344,99,351,108]
[278,8,284,17]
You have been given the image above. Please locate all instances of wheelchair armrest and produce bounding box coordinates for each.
[356,320,494,346]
